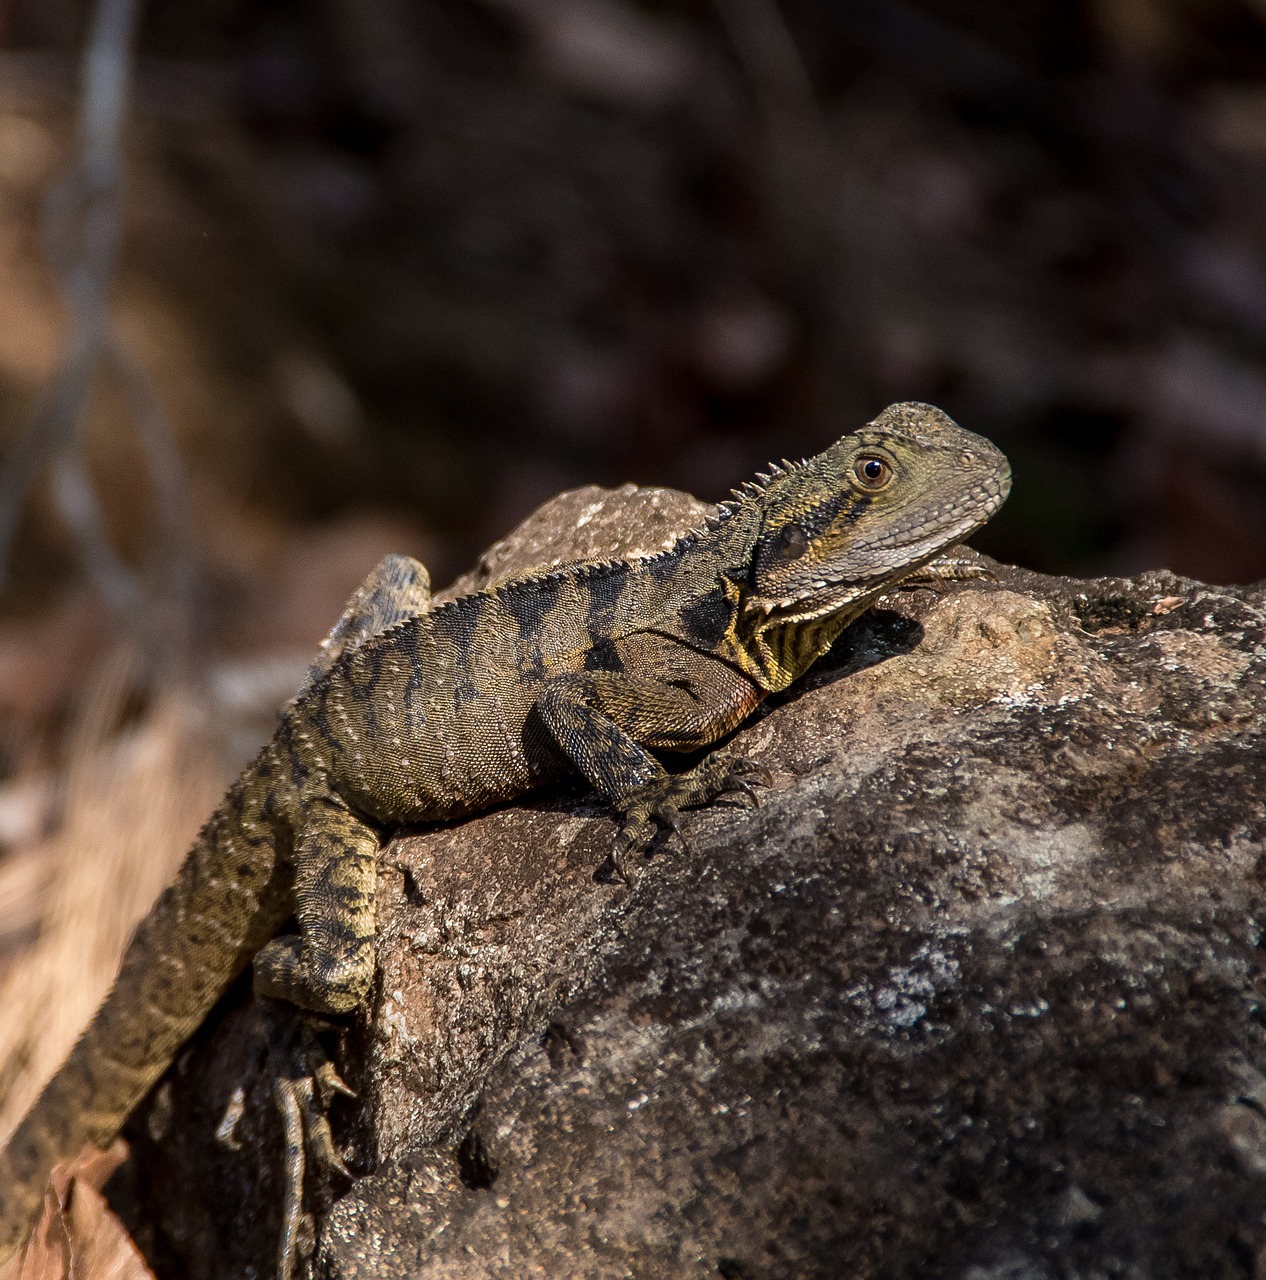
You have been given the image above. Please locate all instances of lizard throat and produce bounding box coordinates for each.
[732,592,871,691]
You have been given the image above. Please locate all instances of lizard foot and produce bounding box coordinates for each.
[899,546,997,586]
[611,754,773,882]
[261,1003,356,1280]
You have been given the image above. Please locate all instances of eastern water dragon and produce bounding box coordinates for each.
[0,401,1011,1274]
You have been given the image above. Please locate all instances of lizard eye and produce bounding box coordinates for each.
[773,523,808,560]
[853,455,892,490]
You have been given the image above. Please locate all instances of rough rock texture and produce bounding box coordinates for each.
[119,486,1266,1280]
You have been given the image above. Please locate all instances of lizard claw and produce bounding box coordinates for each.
[724,757,774,791]
[712,757,773,809]
[658,801,690,853]
[261,1002,355,1280]
[315,1060,357,1100]
[733,778,763,807]
[609,753,772,875]
[609,813,654,883]
[608,842,633,885]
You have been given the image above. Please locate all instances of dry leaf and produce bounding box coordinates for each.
[0,1142,155,1280]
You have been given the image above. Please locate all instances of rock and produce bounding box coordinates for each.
[438,483,713,602]
[119,487,1266,1280]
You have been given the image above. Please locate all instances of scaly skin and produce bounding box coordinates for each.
[0,401,1010,1272]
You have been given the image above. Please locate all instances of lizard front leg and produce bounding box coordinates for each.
[255,798,379,1013]
[537,665,770,879]
[241,556,430,1275]
[231,554,437,1276]
[265,550,430,1012]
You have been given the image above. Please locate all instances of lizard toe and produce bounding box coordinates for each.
[315,1059,357,1100]
[609,752,773,871]
[717,757,774,806]
[262,1002,355,1280]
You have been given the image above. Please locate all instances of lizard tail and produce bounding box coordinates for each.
[0,948,185,1254]
[0,760,293,1262]
[0,903,240,1259]
[0,1019,153,1257]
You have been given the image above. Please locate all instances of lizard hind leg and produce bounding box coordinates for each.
[253,800,380,1015]
[251,800,379,1277]
[262,1002,356,1280]
[214,1001,357,1280]
[297,553,433,696]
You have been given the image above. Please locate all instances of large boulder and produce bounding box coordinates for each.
[120,486,1266,1280]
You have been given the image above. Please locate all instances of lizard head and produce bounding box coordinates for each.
[742,401,1011,626]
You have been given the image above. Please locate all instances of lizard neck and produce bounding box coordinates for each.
[726,593,861,692]
[648,500,861,692]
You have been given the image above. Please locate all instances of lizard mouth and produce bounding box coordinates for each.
[752,474,1010,621]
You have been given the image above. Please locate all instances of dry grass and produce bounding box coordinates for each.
[0,647,226,1143]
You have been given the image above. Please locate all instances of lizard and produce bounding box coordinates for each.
[0,400,1010,1276]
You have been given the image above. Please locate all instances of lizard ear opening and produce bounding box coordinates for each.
[773,524,809,560]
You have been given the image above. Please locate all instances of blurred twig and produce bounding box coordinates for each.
[0,0,193,645]
[711,0,819,123]
[711,0,833,267]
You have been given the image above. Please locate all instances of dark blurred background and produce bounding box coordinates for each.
[3,0,1266,658]
[4,0,1266,1241]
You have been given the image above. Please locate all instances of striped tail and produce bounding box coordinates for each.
[0,763,293,1261]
